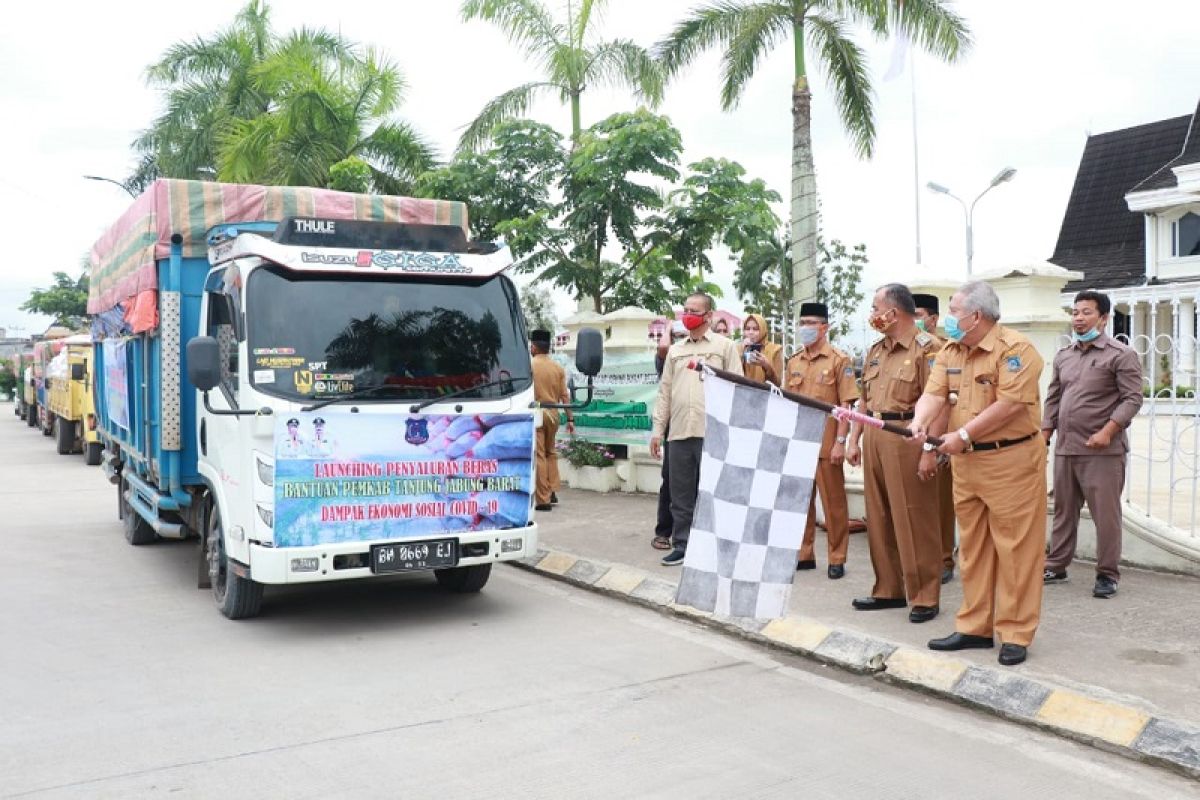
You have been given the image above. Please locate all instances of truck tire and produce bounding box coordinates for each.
[121,476,158,545]
[207,503,263,619]
[26,404,37,427]
[434,564,492,593]
[85,442,103,466]
[55,419,75,455]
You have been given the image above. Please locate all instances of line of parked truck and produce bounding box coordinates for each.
[10,333,104,463]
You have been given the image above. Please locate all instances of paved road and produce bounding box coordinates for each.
[0,405,1194,799]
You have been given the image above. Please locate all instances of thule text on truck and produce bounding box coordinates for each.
[88,179,601,619]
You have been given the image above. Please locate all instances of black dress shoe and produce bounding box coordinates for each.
[534,504,553,511]
[827,564,845,580]
[928,632,994,651]
[852,596,906,611]
[909,605,939,623]
[998,643,1027,666]
[796,559,817,571]
[940,566,954,585]
[550,492,559,505]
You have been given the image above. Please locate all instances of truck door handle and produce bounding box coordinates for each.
[200,419,207,456]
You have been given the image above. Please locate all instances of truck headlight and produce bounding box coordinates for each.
[501,537,523,553]
[256,504,274,528]
[256,457,274,486]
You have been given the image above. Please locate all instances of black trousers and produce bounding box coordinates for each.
[655,440,672,539]
[667,437,704,549]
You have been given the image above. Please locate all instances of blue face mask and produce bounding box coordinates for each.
[943,313,969,342]
[1073,327,1101,343]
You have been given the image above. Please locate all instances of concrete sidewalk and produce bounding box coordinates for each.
[522,488,1200,777]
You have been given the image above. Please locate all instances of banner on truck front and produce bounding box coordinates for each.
[102,339,129,430]
[272,412,534,547]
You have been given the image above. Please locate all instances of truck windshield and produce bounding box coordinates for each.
[246,265,532,403]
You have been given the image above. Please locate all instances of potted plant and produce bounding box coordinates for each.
[556,437,620,493]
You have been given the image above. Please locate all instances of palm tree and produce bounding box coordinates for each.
[656,1,971,305]
[216,47,435,193]
[458,0,664,152]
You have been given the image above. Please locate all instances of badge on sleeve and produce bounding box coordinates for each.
[844,367,854,376]
[1006,354,1022,372]
[927,357,936,368]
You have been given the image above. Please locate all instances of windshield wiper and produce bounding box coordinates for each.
[408,376,531,413]
[302,384,421,412]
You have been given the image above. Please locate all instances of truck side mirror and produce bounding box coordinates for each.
[574,328,604,377]
[70,363,85,381]
[186,337,222,392]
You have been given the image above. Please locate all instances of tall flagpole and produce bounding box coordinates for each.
[911,54,922,265]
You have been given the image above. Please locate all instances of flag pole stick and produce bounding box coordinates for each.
[687,362,943,446]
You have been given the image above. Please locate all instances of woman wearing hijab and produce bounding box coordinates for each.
[739,313,784,385]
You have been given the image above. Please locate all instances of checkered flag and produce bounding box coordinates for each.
[675,371,826,620]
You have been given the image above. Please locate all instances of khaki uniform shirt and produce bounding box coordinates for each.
[652,331,743,441]
[786,339,859,453]
[532,354,566,422]
[925,324,1044,441]
[862,327,940,415]
[1043,334,1143,456]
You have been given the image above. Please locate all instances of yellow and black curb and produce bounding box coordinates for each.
[511,548,1200,780]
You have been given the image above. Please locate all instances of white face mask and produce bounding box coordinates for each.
[797,326,820,347]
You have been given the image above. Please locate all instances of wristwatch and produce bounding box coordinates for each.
[957,428,972,451]
[921,442,936,452]
[835,435,848,445]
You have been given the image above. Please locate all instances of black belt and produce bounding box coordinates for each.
[867,411,914,421]
[971,432,1037,452]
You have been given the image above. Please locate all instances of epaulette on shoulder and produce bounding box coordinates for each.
[915,331,933,348]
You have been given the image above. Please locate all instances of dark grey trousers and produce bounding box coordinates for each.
[667,437,704,550]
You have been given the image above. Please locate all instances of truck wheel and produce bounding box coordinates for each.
[55,419,75,455]
[434,564,492,593]
[85,442,103,466]
[121,475,158,545]
[26,405,37,427]
[207,503,263,619]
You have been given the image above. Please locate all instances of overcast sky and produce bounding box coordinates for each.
[2,0,1197,341]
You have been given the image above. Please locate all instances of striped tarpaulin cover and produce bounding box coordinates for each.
[87,179,469,320]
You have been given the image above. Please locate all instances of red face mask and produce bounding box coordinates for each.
[681,313,707,331]
[869,309,895,332]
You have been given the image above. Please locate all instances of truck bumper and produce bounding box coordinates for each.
[247,524,539,584]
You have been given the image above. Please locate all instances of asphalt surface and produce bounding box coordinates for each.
[1,404,1195,799]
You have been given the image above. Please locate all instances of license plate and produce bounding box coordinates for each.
[371,539,457,573]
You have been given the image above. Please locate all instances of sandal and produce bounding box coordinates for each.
[652,536,672,551]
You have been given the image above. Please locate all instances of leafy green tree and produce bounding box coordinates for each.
[519,283,558,333]
[22,272,90,329]
[327,157,373,193]
[415,120,564,251]
[656,0,970,307]
[815,237,866,342]
[458,0,663,152]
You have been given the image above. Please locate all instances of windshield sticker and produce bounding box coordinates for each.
[253,369,276,384]
[294,370,314,394]
[299,250,471,274]
[273,413,534,545]
[254,347,296,355]
[313,379,355,394]
[256,356,305,368]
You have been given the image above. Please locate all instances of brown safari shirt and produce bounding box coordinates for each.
[1042,334,1143,456]
[786,339,859,453]
[862,327,941,415]
[925,323,1044,441]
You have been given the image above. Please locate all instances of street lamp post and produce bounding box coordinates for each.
[926,167,1017,277]
[83,175,137,199]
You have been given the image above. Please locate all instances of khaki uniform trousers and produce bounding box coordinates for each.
[862,427,942,608]
[938,467,956,570]
[800,458,850,565]
[951,439,1047,647]
[536,411,560,505]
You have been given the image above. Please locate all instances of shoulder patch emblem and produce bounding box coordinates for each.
[844,367,854,376]
[916,332,932,347]
[1006,355,1022,372]
[928,357,936,369]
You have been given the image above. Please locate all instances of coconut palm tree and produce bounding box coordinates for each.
[656,0,971,305]
[458,0,664,152]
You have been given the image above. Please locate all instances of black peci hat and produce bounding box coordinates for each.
[530,329,552,346]
[798,302,828,319]
[913,293,940,315]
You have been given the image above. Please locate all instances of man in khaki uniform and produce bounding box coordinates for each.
[913,293,957,584]
[651,292,743,566]
[786,302,858,579]
[846,284,944,623]
[530,329,572,511]
[912,281,1046,667]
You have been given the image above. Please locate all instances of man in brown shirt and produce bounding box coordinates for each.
[530,330,572,511]
[786,302,858,579]
[914,293,957,585]
[651,292,743,565]
[1042,290,1143,598]
[846,284,944,622]
[912,280,1046,667]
